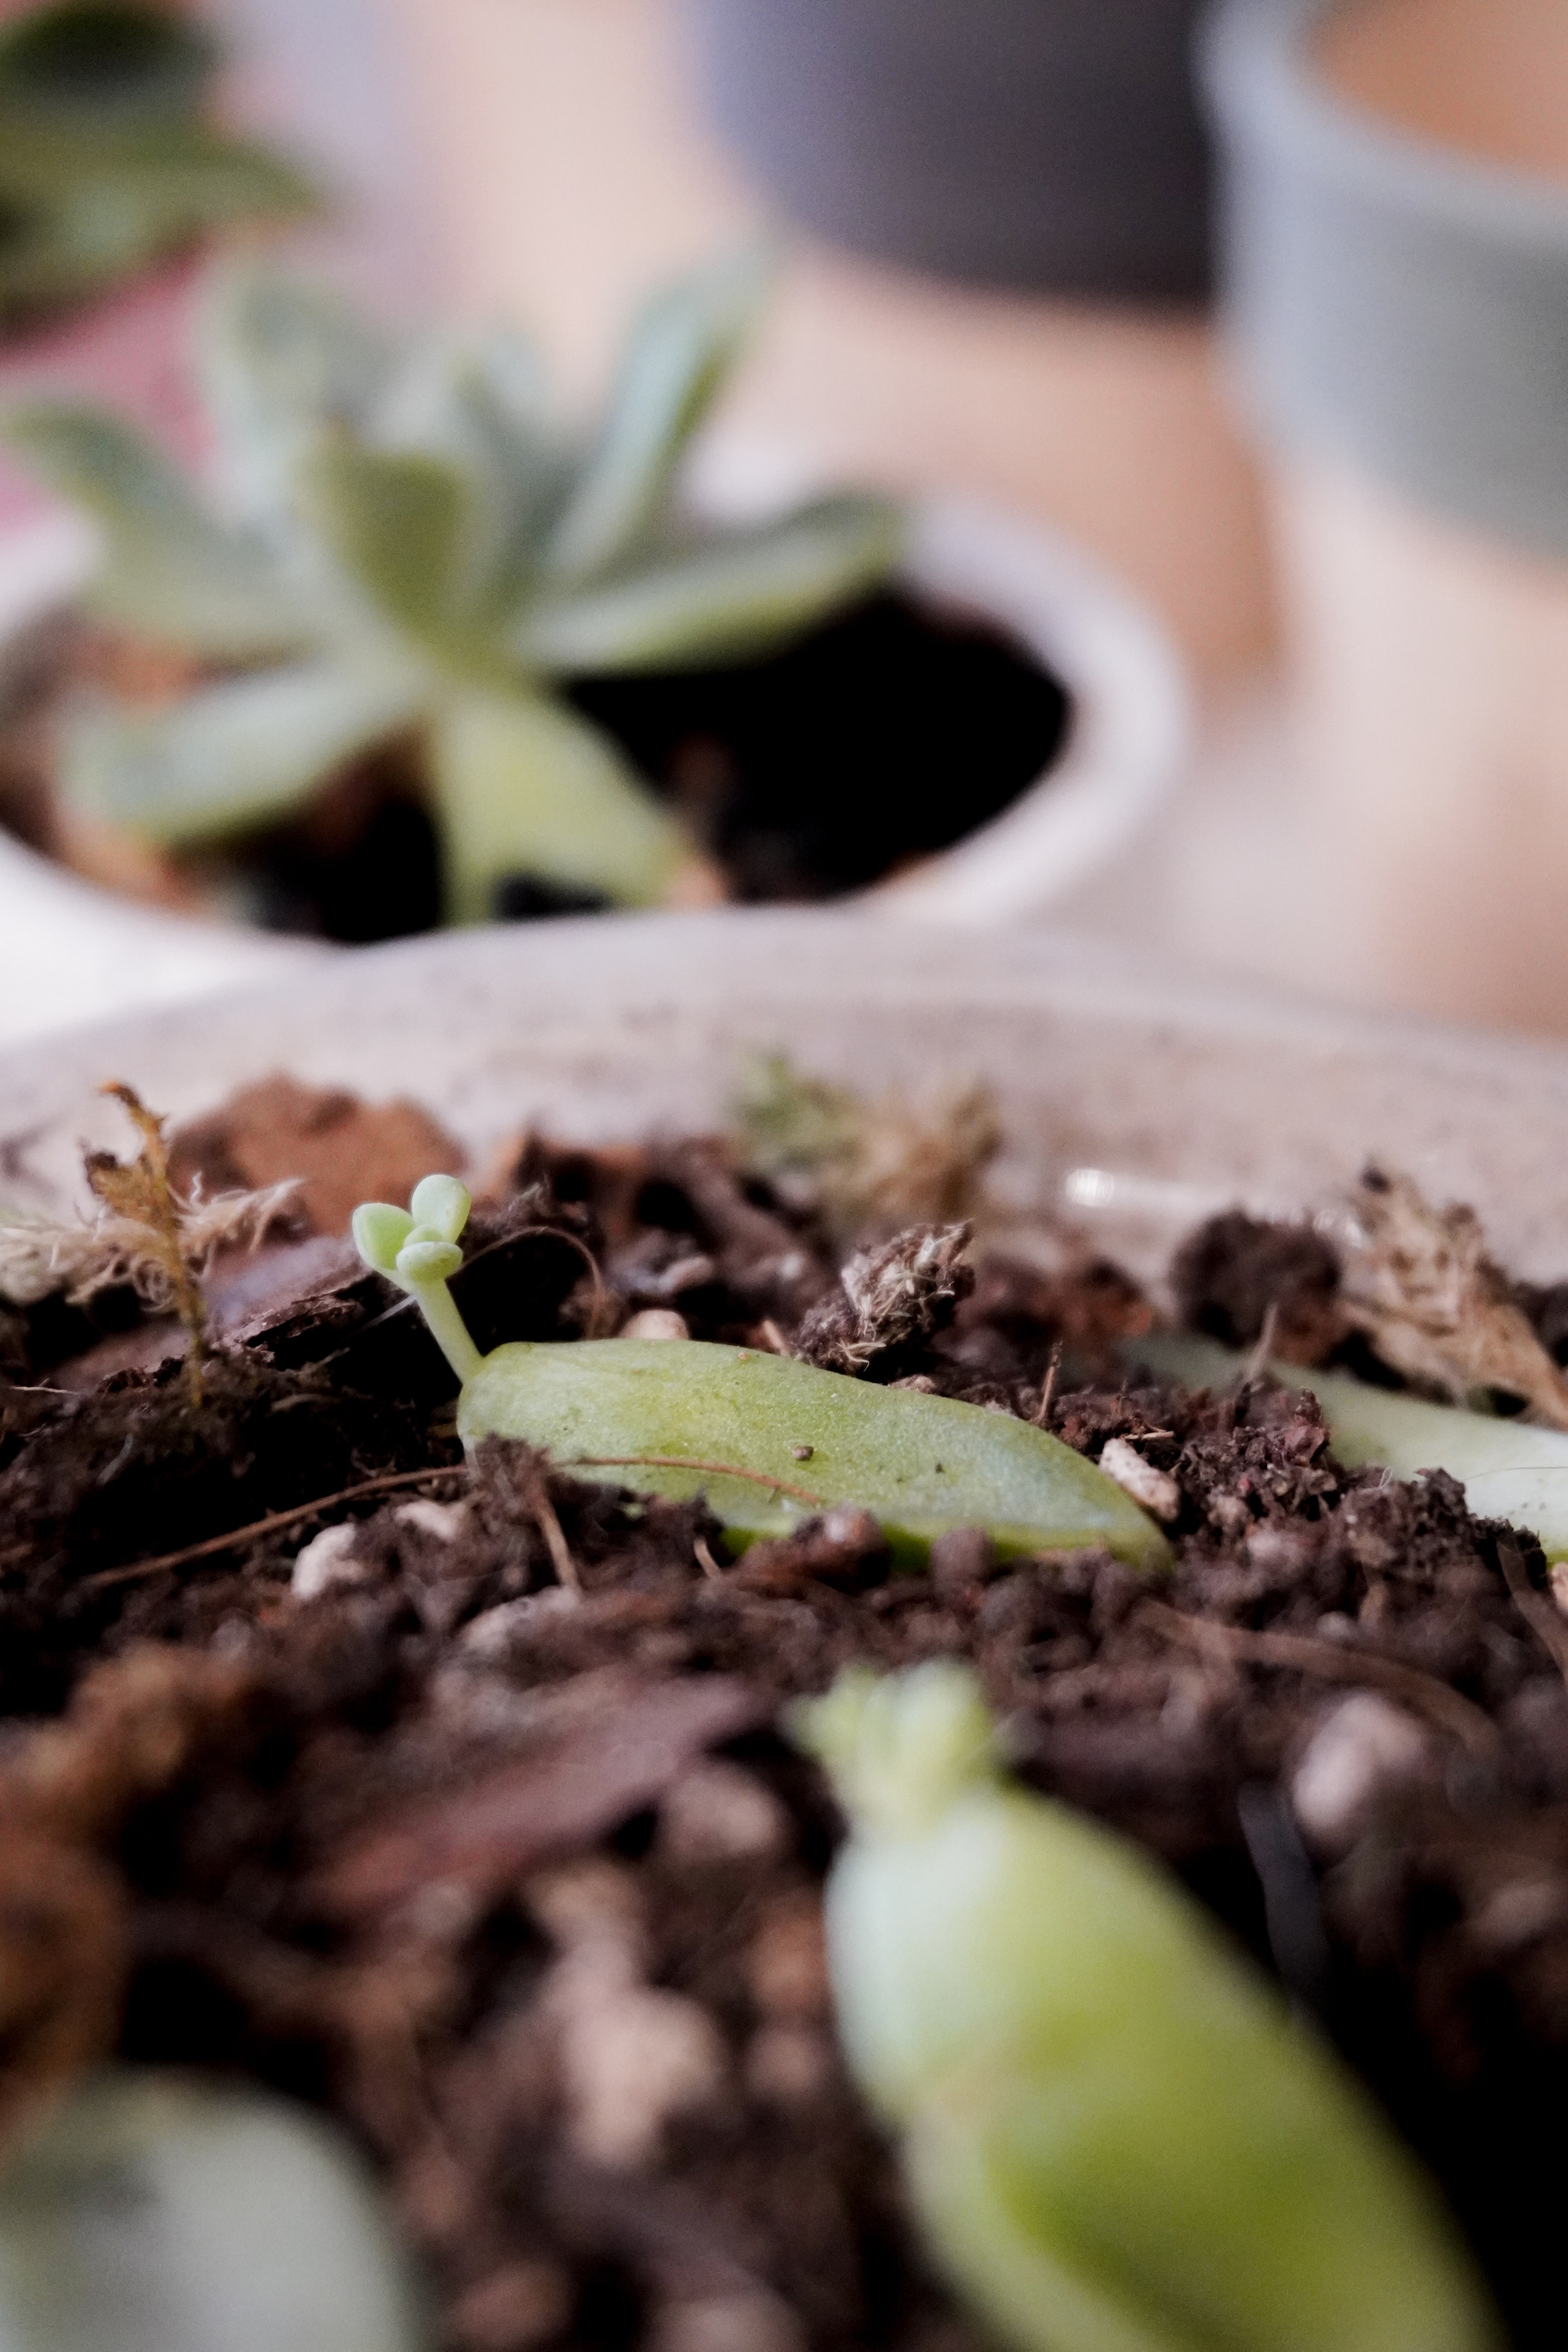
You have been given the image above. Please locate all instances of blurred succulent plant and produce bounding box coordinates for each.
[0,1,317,325]
[1,256,906,921]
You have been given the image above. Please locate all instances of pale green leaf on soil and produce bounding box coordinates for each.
[1130,1331,1568,1563]
[198,264,398,529]
[544,246,771,583]
[59,659,424,845]
[0,405,301,655]
[459,1337,1171,1570]
[0,2068,430,2352]
[430,687,687,920]
[0,3,216,129]
[516,493,906,675]
[296,438,492,654]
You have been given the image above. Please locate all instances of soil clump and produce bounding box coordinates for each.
[0,1108,1565,2348]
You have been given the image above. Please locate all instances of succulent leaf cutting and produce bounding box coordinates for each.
[1,256,906,920]
[351,1174,1170,1570]
[797,1662,1502,2352]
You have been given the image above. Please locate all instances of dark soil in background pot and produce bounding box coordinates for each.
[0,591,1070,942]
[2,1092,1565,2350]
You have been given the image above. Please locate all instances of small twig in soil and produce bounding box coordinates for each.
[1243,1302,1279,1387]
[81,1465,469,1590]
[1139,1599,1499,1758]
[495,1223,607,1337]
[571,1454,824,1506]
[1496,1536,1568,1686]
[365,1222,608,1341]
[1034,1340,1063,1429]
[694,1535,724,1581]
[529,1476,580,1594]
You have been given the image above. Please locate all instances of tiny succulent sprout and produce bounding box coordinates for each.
[796,1662,1503,2352]
[352,1175,481,1383]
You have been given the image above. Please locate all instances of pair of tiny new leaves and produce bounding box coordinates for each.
[353,1174,481,1388]
[352,1174,469,1297]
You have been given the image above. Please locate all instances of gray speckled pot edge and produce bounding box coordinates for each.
[5,906,1567,1290]
[1203,0,1568,558]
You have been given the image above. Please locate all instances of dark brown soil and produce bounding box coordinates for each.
[2,1109,1566,2350]
[0,593,1069,942]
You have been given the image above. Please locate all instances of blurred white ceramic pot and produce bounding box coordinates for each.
[0,481,1188,1048]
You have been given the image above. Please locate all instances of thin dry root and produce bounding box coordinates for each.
[0,1182,299,1312]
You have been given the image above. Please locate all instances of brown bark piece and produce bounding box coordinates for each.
[171,1074,462,1237]
[314,1675,770,1922]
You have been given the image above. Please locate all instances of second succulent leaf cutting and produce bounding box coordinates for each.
[798,1662,1501,2352]
[352,1175,1170,1570]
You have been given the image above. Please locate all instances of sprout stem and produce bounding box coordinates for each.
[411,1277,484,1385]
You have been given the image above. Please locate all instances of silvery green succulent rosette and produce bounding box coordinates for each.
[0,1,316,328]
[0,255,904,924]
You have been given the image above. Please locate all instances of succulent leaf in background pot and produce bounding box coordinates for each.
[1,252,906,925]
[0,0,316,328]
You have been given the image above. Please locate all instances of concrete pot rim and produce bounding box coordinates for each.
[6,905,1568,1290]
[0,476,1189,1048]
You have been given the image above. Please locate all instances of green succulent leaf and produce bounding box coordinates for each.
[371,327,572,616]
[297,437,499,656]
[545,246,771,584]
[0,111,317,324]
[430,687,688,920]
[74,118,317,244]
[199,266,400,530]
[0,2068,430,2352]
[517,493,906,675]
[0,138,307,318]
[458,1338,1171,1569]
[408,1173,471,1244]
[0,404,302,655]
[59,659,424,844]
[351,1201,416,1276]
[0,2,216,130]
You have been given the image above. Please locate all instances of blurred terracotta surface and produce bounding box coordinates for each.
[1319,0,1568,182]
[384,0,1274,693]
[1272,456,1568,1033]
